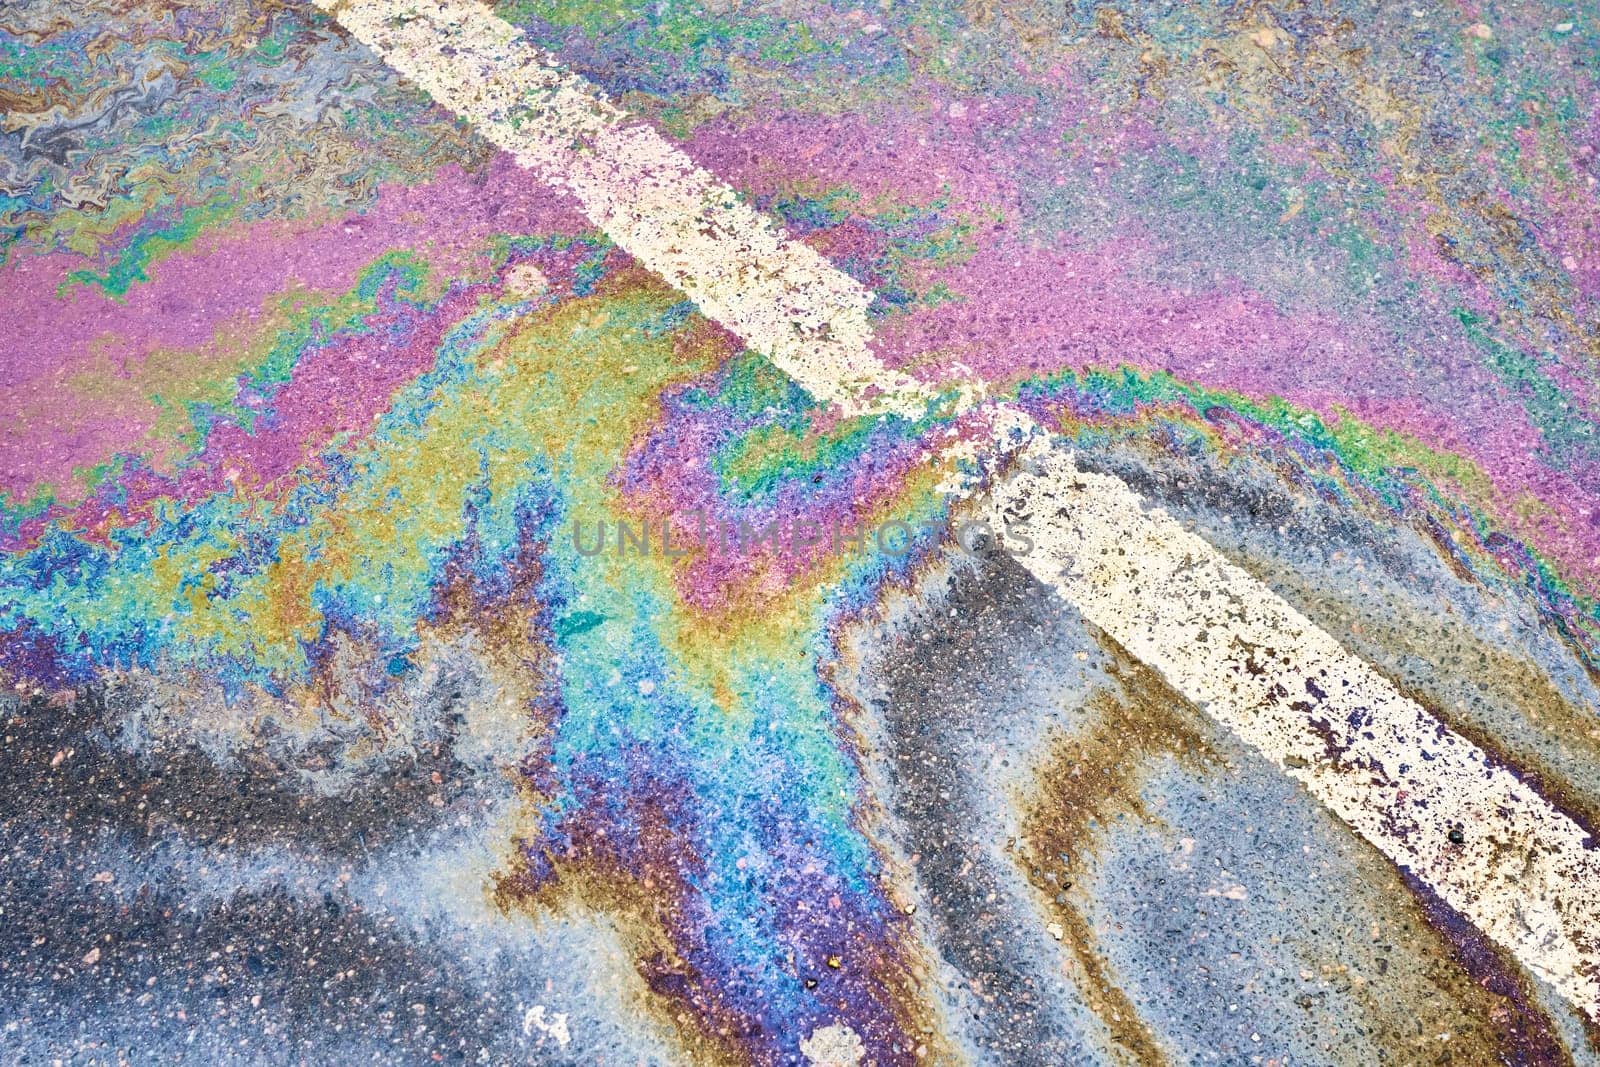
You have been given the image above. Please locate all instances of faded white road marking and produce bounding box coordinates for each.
[978,437,1600,1019]
[323,0,1600,1023]
[314,0,933,418]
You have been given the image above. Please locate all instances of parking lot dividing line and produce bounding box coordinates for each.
[322,0,1600,1023]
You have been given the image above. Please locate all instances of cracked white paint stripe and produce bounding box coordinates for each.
[324,0,1600,1024]
[978,437,1600,1020]
[314,0,934,418]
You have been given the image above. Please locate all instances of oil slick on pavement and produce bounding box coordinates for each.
[4,0,1600,1062]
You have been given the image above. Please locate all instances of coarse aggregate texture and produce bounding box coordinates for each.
[4,0,1600,1062]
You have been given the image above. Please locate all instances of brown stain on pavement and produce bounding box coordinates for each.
[490,786,754,1067]
[1016,639,1214,1065]
[1019,631,1579,1065]
[1296,571,1600,840]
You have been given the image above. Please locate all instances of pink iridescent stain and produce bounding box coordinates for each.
[1,157,588,509]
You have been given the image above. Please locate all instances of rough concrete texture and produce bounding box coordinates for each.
[4,0,1600,1062]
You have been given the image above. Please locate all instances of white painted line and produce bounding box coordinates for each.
[979,436,1600,1020]
[322,0,1600,1024]
[314,0,934,418]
